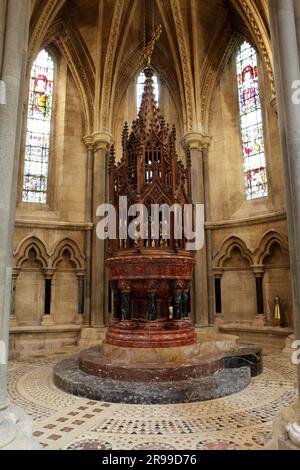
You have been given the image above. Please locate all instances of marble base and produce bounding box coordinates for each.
[79,346,223,382]
[54,358,251,404]
[0,403,40,450]
[223,345,263,377]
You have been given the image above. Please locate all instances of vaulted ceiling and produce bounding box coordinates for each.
[29,0,274,136]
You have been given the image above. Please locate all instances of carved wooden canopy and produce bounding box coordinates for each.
[109,67,192,253]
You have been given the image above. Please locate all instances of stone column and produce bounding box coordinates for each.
[0,0,39,449]
[10,268,20,327]
[41,269,54,326]
[252,266,265,326]
[83,136,94,326]
[74,271,85,325]
[91,132,113,327]
[268,0,300,449]
[184,132,211,327]
[212,269,223,324]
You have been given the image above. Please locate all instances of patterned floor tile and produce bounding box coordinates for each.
[6,349,297,450]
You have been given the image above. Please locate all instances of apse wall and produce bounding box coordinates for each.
[11,51,87,354]
[208,50,292,335]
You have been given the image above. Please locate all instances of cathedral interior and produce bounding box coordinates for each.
[1,0,300,452]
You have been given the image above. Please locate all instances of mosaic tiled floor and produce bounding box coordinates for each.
[7,349,298,450]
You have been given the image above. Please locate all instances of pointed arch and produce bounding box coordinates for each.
[214,236,254,268]
[48,19,95,135]
[254,230,289,265]
[14,236,49,269]
[28,0,66,67]
[99,0,126,131]
[156,0,188,131]
[230,0,275,97]
[51,238,85,270]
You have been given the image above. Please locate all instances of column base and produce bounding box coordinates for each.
[41,315,55,326]
[9,315,18,327]
[74,314,84,326]
[0,403,40,450]
[266,402,300,450]
[252,315,265,327]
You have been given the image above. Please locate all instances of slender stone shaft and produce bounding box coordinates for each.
[91,134,112,327]
[0,0,30,410]
[268,0,300,392]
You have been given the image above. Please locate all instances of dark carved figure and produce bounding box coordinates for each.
[147,292,157,321]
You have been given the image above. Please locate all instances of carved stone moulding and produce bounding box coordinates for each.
[105,319,197,349]
[106,254,196,280]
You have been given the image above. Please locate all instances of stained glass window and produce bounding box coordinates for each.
[22,49,54,203]
[136,70,159,111]
[236,41,268,200]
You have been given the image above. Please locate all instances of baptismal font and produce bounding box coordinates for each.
[54,30,262,404]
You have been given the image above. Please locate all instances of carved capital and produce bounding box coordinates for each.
[183,131,212,150]
[213,268,224,279]
[251,265,265,277]
[92,131,114,151]
[12,268,21,282]
[43,269,54,280]
[83,135,94,150]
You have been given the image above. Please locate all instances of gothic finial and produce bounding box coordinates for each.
[186,145,191,169]
[109,145,115,172]
[122,121,129,150]
[142,24,162,68]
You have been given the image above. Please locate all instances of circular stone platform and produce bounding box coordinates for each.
[53,358,251,404]
[53,343,262,404]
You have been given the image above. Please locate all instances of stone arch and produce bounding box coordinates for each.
[51,238,85,270]
[200,20,240,134]
[233,0,275,98]
[214,236,256,324]
[46,20,95,136]
[28,0,66,68]
[255,231,292,326]
[14,236,49,269]
[13,237,48,326]
[254,230,289,265]
[112,46,184,135]
[213,236,254,268]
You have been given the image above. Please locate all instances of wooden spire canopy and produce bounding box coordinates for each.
[108,67,192,254]
[105,67,197,349]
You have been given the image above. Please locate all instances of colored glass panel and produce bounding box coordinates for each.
[136,70,159,111]
[236,41,268,200]
[22,49,54,203]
